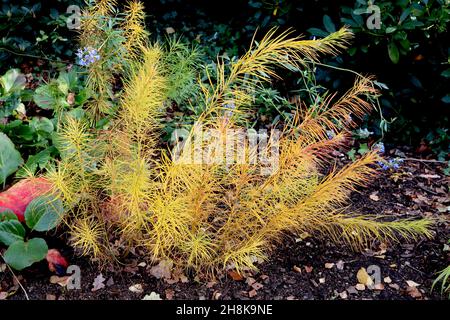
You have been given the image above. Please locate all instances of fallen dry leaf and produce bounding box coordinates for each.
[374,283,385,290]
[106,277,114,287]
[355,284,366,291]
[369,192,380,201]
[347,286,358,294]
[50,275,70,287]
[143,292,162,300]
[305,266,313,273]
[179,274,189,283]
[324,263,335,269]
[378,242,388,254]
[251,282,264,291]
[293,265,302,273]
[228,270,244,281]
[248,289,257,298]
[92,274,106,292]
[260,274,269,282]
[149,260,173,280]
[406,286,422,298]
[212,291,222,300]
[389,283,400,290]
[418,174,440,179]
[383,276,392,284]
[357,268,373,286]
[406,280,420,287]
[165,289,175,300]
[129,284,144,294]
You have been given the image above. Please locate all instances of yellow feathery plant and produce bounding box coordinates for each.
[147,28,432,274]
[69,217,105,259]
[78,0,149,122]
[197,27,353,123]
[47,1,432,275]
[121,0,149,59]
[98,45,167,240]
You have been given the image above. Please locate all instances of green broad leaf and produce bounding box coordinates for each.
[74,89,90,106]
[399,8,411,24]
[353,8,367,15]
[386,27,397,34]
[25,195,64,232]
[0,69,26,94]
[348,47,357,56]
[3,238,48,270]
[442,95,450,104]
[358,143,369,155]
[347,149,356,161]
[57,71,78,92]
[0,209,18,222]
[322,15,336,33]
[33,84,59,110]
[0,220,25,246]
[307,28,329,38]
[441,69,450,78]
[16,146,57,177]
[388,42,400,64]
[374,81,389,90]
[66,107,86,120]
[0,132,24,185]
[30,117,54,135]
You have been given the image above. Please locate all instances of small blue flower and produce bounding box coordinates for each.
[76,47,101,67]
[326,130,335,140]
[374,142,385,154]
[377,157,403,171]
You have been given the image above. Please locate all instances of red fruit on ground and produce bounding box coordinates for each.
[46,249,69,275]
[0,177,52,221]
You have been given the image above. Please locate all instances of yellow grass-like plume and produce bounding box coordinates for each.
[198,27,353,123]
[122,0,148,59]
[70,217,104,258]
[51,1,432,276]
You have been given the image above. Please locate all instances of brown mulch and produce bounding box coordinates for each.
[0,147,449,300]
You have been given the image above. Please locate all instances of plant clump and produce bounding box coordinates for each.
[41,0,432,275]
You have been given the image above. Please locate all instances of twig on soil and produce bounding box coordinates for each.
[0,253,29,300]
[417,185,440,196]
[403,158,448,164]
[404,262,426,275]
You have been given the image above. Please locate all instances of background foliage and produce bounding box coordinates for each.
[0,0,449,163]
[146,0,449,156]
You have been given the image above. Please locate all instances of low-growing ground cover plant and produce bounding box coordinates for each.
[0,177,64,271]
[0,67,89,185]
[15,0,430,276]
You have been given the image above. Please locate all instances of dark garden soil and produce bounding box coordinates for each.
[0,147,449,300]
